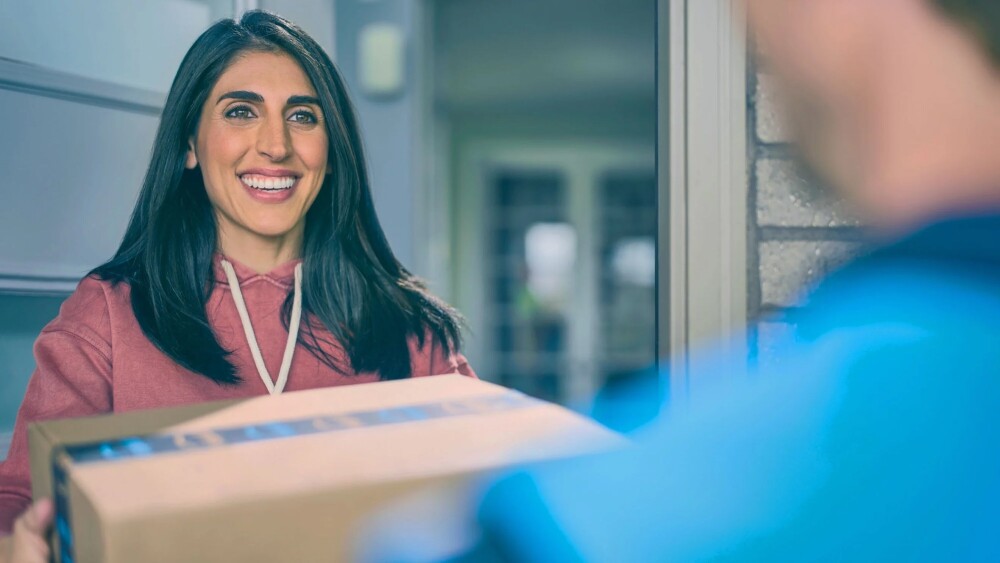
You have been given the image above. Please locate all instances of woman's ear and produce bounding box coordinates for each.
[185,138,198,170]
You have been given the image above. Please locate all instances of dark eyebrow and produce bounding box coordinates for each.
[217,90,263,104]
[216,91,320,107]
[287,95,320,106]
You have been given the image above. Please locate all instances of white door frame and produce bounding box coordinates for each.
[660,0,749,397]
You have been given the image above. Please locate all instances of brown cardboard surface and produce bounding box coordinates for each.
[28,399,241,502]
[104,472,482,562]
[28,375,623,562]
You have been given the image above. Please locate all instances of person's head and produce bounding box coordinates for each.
[743,0,1000,228]
[162,9,371,260]
[184,49,330,256]
[99,11,462,383]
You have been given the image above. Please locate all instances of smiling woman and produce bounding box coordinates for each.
[188,52,331,270]
[0,10,475,559]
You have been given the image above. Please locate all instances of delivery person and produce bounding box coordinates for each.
[360,0,1000,560]
[0,10,476,561]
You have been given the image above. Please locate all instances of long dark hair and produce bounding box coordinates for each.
[94,10,463,384]
[933,0,1000,65]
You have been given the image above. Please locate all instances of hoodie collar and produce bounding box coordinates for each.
[212,253,302,288]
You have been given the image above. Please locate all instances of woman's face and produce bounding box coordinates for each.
[186,50,329,255]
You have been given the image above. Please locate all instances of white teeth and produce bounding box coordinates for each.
[239,175,296,191]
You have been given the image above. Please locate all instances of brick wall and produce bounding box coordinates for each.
[748,70,864,362]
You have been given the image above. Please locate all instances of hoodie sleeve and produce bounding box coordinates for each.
[0,277,113,536]
[409,329,477,379]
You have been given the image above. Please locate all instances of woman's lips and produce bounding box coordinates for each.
[238,173,298,202]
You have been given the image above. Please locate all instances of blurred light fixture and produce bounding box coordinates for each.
[525,223,577,306]
[358,23,405,98]
[612,238,655,287]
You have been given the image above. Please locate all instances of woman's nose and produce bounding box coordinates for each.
[256,117,292,161]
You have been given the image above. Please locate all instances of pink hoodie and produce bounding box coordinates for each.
[0,255,475,534]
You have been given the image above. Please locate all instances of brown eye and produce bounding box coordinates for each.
[288,110,317,124]
[225,105,255,119]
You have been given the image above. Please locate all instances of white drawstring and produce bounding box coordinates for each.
[220,259,303,395]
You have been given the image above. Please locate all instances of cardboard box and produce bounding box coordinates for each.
[28,375,623,562]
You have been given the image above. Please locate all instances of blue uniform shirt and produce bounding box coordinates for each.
[366,213,1000,562]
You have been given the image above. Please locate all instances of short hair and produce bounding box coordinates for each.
[932,0,1000,64]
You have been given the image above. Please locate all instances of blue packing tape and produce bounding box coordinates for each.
[62,391,538,465]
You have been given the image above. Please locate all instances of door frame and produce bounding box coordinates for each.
[659,0,749,396]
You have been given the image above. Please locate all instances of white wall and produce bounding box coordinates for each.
[260,0,337,59]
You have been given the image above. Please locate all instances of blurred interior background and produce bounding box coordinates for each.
[427,0,657,404]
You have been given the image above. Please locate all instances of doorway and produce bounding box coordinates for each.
[427,0,658,405]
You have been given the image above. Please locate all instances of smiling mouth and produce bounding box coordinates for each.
[239,174,298,192]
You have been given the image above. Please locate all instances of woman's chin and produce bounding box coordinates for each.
[239,223,301,242]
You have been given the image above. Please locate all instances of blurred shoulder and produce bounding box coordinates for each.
[793,247,1000,344]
